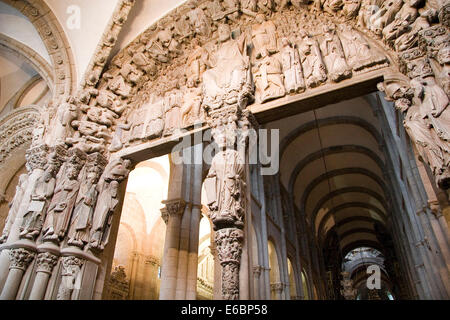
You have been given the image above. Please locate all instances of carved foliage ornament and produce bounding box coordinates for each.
[9,248,35,271]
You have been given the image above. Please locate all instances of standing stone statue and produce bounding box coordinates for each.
[297,29,327,88]
[89,158,131,251]
[280,37,305,93]
[320,25,351,82]
[51,96,78,144]
[202,23,253,110]
[42,149,86,243]
[254,48,286,103]
[0,174,28,244]
[186,38,210,88]
[394,10,433,52]
[382,0,422,43]
[67,154,107,249]
[19,159,60,241]
[204,126,246,230]
[164,89,183,135]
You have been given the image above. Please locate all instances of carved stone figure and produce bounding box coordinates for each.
[251,14,278,59]
[320,25,352,82]
[342,0,361,19]
[204,126,245,230]
[19,160,59,241]
[147,26,180,64]
[128,96,165,143]
[297,30,327,88]
[0,174,28,244]
[202,24,253,110]
[96,89,126,116]
[164,89,183,135]
[89,158,131,251]
[340,271,357,299]
[368,0,404,36]
[394,10,432,52]
[186,39,210,88]
[52,96,78,144]
[85,106,118,127]
[280,37,305,93]
[437,45,450,96]
[323,0,343,15]
[254,48,286,103]
[338,24,388,72]
[241,0,257,13]
[382,0,422,44]
[187,4,211,38]
[106,73,131,98]
[42,149,86,243]
[181,83,203,126]
[257,0,274,14]
[67,154,107,249]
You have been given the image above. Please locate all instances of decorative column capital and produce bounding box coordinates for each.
[60,256,84,274]
[270,282,284,293]
[427,200,443,218]
[36,252,59,274]
[253,265,263,277]
[9,248,35,271]
[161,199,186,220]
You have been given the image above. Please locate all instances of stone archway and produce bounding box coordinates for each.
[0,0,449,301]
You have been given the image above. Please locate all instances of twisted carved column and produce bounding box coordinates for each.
[29,252,59,300]
[0,248,35,300]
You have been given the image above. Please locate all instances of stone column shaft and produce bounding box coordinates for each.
[0,248,35,300]
[28,252,59,300]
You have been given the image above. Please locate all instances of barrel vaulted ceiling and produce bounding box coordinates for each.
[266,96,389,253]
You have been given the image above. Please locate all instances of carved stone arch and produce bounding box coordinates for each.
[288,145,386,194]
[301,168,388,211]
[280,116,383,159]
[310,186,388,225]
[342,240,385,258]
[317,202,388,237]
[0,34,54,90]
[1,0,77,97]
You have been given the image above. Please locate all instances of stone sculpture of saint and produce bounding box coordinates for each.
[280,37,305,93]
[204,127,245,230]
[67,166,101,248]
[320,25,351,82]
[254,48,286,103]
[42,160,83,243]
[382,0,422,43]
[202,23,252,110]
[52,96,78,144]
[0,174,28,244]
[90,159,130,251]
[297,30,327,88]
[19,163,58,240]
[251,14,278,59]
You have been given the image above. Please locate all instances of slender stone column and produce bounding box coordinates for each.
[29,252,58,300]
[159,199,185,300]
[253,265,262,300]
[0,248,35,300]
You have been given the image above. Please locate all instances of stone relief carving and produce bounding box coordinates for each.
[253,48,286,103]
[36,252,59,274]
[89,158,131,251]
[19,146,66,241]
[9,248,35,271]
[319,24,352,82]
[280,37,306,93]
[67,153,108,249]
[57,256,84,300]
[42,148,87,243]
[202,23,253,111]
[340,271,357,299]
[297,29,327,88]
[0,174,28,244]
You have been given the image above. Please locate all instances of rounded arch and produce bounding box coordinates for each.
[1,0,76,96]
[267,238,282,300]
[287,257,297,300]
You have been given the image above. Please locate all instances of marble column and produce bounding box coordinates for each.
[159,199,185,300]
[28,252,58,300]
[0,248,35,300]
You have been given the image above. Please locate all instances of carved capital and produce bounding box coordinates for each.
[25,144,49,172]
[253,265,263,277]
[162,199,186,220]
[399,48,434,79]
[36,252,59,274]
[9,248,35,271]
[270,282,284,293]
[60,256,84,276]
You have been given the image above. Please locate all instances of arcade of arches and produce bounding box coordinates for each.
[0,0,449,301]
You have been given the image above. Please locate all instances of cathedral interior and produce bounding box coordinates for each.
[0,0,449,301]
